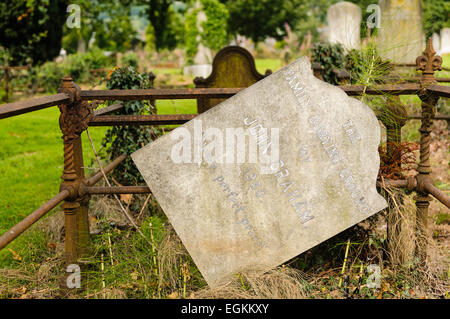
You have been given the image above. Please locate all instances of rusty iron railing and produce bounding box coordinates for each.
[0,39,449,271]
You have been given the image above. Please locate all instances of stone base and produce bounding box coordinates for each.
[183,64,212,78]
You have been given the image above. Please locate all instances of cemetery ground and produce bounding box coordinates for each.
[0,57,449,299]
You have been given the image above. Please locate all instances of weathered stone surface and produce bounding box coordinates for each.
[378,0,424,64]
[132,57,387,287]
[440,28,450,55]
[327,2,361,51]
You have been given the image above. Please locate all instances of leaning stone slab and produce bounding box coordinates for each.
[132,57,387,287]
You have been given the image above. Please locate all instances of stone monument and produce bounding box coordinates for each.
[378,0,425,64]
[133,57,388,287]
[327,2,361,51]
[440,28,450,55]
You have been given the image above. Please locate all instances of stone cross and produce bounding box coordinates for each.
[132,58,388,287]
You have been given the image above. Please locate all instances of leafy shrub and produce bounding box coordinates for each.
[101,67,161,185]
[62,53,88,82]
[311,41,345,85]
[84,47,112,70]
[37,61,64,93]
[121,52,139,69]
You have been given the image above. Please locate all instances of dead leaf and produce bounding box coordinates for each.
[8,249,22,261]
[120,194,133,205]
[130,271,139,281]
[168,291,179,299]
[47,243,56,250]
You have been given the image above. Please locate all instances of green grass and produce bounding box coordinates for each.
[0,107,107,264]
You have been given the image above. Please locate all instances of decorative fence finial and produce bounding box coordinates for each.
[416,38,443,85]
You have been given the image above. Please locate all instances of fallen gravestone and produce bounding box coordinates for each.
[132,57,388,287]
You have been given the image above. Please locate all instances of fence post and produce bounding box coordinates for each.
[414,38,442,264]
[58,76,94,268]
[4,66,10,103]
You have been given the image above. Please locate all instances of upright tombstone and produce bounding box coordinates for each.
[194,46,271,113]
[378,0,424,64]
[432,33,441,54]
[327,2,361,51]
[440,28,450,55]
[132,57,388,287]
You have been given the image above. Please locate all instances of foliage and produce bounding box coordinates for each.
[121,52,139,68]
[184,7,199,64]
[62,0,137,54]
[0,0,68,65]
[200,0,229,51]
[221,0,304,43]
[311,41,345,85]
[101,67,161,185]
[423,0,450,38]
[37,62,64,93]
[59,49,112,83]
[139,0,186,51]
[345,42,391,85]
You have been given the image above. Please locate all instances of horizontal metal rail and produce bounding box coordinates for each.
[85,154,127,186]
[0,93,70,119]
[0,189,70,250]
[427,84,450,99]
[81,88,244,101]
[93,103,124,117]
[339,83,422,96]
[86,186,151,194]
[89,114,197,126]
[424,182,450,209]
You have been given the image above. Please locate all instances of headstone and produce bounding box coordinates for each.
[132,57,388,287]
[432,33,441,54]
[378,0,424,64]
[194,46,271,113]
[327,2,361,51]
[440,28,450,55]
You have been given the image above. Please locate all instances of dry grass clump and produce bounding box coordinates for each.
[193,267,309,299]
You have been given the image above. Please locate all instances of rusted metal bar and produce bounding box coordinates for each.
[424,181,450,209]
[86,186,151,195]
[81,88,244,101]
[0,93,71,119]
[426,84,450,98]
[93,103,124,116]
[338,83,422,96]
[58,77,95,266]
[376,179,408,188]
[89,114,197,126]
[0,190,70,251]
[407,114,449,120]
[85,154,127,186]
[414,38,443,263]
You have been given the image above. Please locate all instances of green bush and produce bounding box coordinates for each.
[62,53,88,83]
[311,41,345,85]
[37,61,64,93]
[100,67,161,185]
[121,52,139,69]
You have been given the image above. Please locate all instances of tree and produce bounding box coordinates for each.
[220,0,304,43]
[62,0,137,54]
[423,0,450,38]
[0,0,68,65]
